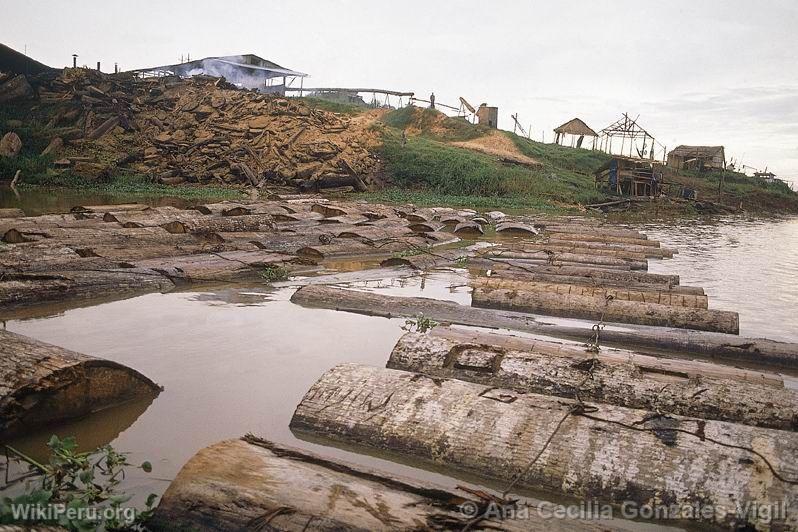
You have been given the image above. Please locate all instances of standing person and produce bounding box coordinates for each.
[429,92,436,109]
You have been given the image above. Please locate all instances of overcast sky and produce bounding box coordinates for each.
[5,0,797,184]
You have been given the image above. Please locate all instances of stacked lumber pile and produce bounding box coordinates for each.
[1,68,379,190]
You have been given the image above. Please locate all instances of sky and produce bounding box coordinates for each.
[4,0,798,184]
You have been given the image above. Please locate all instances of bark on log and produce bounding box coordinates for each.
[471,277,708,308]
[290,286,798,367]
[540,225,645,240]
[470,266,703,295]
[471,286,738,334]
[0,269,175,309]
[161,214,275,234]
[537,232,659,247]
[150,437,598,532]
[290,364,798,530]
[133,251,293,282]
[0,329,160,438]
[469,260,679,286]
[494,222,539,235]
[0,208,25,219]
[70,203,150,213]
[484,251,648,270]
[545,238,674,258]
[453,221,484,236]
[495,244,648,261]
[490,257,632,271]
[387,329,798,430]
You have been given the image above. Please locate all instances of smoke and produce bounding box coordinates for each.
[178,55,288,92]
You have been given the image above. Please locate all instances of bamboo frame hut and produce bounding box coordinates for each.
[667,145,725,171]
[553,118,598,148]
[597,113,666,161]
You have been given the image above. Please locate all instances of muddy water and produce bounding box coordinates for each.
[1,212,797,530]
[642,216,798,343]
[0,186,199,216]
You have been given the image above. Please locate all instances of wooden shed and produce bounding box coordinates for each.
[594,156,663,197]
[554,118,598,148]
[667,145,725,171]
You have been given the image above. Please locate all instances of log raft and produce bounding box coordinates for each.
[150,437,601,531]
[290,364,798,530]
[387,328,798,430]
[290,285,798,367]
[0,329,160,438]
[471,286,739,334]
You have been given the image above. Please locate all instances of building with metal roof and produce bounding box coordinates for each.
[131,54,307,94]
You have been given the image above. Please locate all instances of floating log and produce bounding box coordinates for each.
[0,329,160,438]
[471,266,703,295]
[471,286,738,334]
[494,222,538,235]
[538,232,659,247]
[387,329,798,430]
[311,203,348,218]
[71,203,150,213]
[540,225,645,240]
[0,269,175,309]
[496,244,647,261]
[0,208,25,219]
[470,259,679,285]
[150,436,589,532]
[408,222,443,233]
[133,251,293,282]
[489,257,632,271]
[297,241,381,260]
[545,238,674,258]
[161,214,275,234]
[290,286,797,367]
[452,221,484,236]
[471,277,708,308]
[484,250,648,270]
[291,364,798,530]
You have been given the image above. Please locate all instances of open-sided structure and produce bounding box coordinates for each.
[553,118,597,148]
[131,54,307,95]
[594,156,663,197]
[667,145,725,171]
[597,113,666,161]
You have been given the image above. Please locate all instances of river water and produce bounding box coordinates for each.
[1,191,796,529]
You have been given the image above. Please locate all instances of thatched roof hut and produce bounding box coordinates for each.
[554,118,598,137]
[553,118,598,148]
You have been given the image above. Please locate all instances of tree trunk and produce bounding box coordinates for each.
[471,277,708,308]
[132,251,294,282]
[468,260,679,285]
[290,364,798,530]
[492,244,647,261]
[160,214,275,234]
[468,266,703,295]
[387,328,798,430]
[290,286,798,367]
[538,232,659,247]
[149,436,598,532]
[471,286,738,334]
[541,225,646,240]
[0,329,160,438]
[483,250,648,270]
[545,238,674,258]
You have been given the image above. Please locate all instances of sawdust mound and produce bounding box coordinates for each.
[451,131,541,167]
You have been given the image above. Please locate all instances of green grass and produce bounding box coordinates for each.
[383,107,488,142]
[298,97,366,115]
[20,172,240,200]
[375,128,609,210]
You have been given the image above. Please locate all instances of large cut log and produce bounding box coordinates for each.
[536,232,659,247]
[0,269,175,309]
[0,208,25,219]
[291,364,798,530]
[161,214,275,234]
[290,286,798,367]
[388,329,798,430]
[540,224,646,240]
[71,203,150,213]
[484,250,648,270]
[380,246,476,270]
[469,259,679,285]
[471,277,708,308]
[150,437,598,532]
[471,267,704,295]
[471,286,738,333]
[545,238,674,258]
[133,251,294,282]
[497,243,648,261]
[490,257,633,271]
[0,330,160,438]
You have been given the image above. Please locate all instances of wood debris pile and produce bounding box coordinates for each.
[1,68,380,191]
